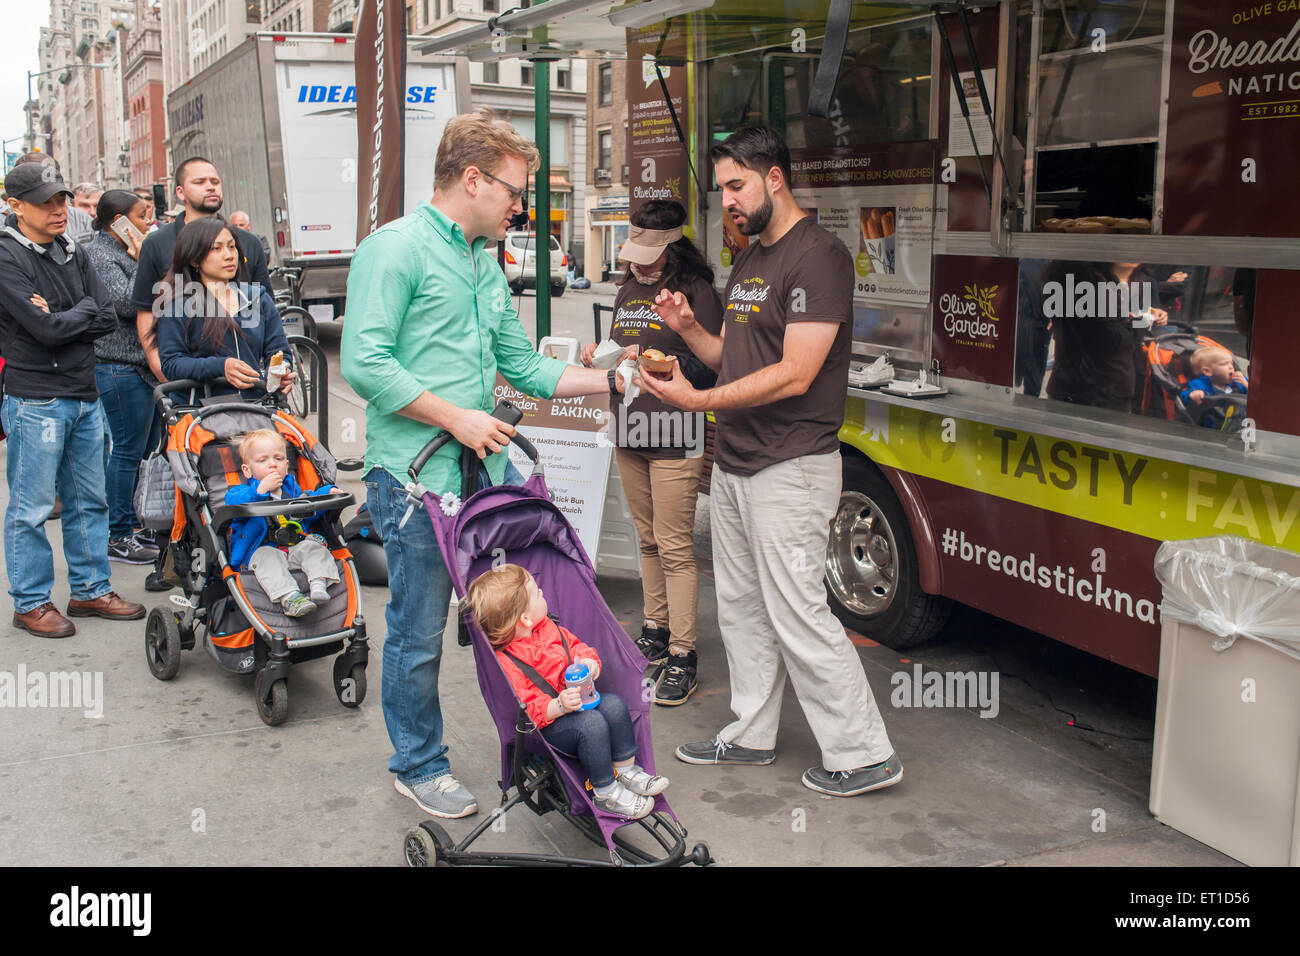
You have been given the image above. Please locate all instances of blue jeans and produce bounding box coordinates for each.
[541,694,638,788]
[2,396,114,614]
[96,363,162,538]
[366,456,524,784]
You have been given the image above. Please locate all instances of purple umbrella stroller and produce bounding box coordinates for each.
[400,402,712,868]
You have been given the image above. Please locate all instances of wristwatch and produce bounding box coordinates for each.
[607,367,619,396]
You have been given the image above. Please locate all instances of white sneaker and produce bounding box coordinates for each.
[309,581,330,603]
[618,765,669,796]
[592,781,653,820]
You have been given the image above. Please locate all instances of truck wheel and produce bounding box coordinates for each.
[825,454,951,649]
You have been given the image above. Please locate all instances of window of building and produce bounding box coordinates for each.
[483,0,496,10]
[557,68,569,90]
[521,64,533,86]
[482,62,498,84]
[246,0,261,23]
[598,63,611,106]
[422,0,429,23]
[597,129,612,179]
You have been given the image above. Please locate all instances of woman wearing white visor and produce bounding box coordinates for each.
[580,201,722,705]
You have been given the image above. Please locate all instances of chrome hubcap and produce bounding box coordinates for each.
[825,491,898,617]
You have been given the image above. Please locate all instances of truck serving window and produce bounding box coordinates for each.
[1015,258,1253,436]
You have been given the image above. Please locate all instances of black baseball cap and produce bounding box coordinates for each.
[3,162,74,204]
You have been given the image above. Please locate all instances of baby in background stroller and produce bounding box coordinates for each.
[466,564,670,820]
[226,428,340,617]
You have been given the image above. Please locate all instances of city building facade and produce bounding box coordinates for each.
[585,57,628,282]
[124,0,167,188]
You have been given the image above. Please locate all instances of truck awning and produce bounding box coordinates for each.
[412,1,949,64]
[413,0,634,60]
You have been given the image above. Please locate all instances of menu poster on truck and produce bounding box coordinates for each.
[789,142,936,309]
[1163,5,1300,238]
[495,377,613,560]
[275,58,459,255]
[627,23,691,217]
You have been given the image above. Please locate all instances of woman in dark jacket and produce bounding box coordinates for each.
[148,217,294,402]
[86,189,162,565]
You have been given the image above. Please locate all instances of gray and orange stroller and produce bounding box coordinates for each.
[140,380,369,725]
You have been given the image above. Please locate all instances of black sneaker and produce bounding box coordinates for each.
[634,624,671,665]
[655,650,697,706]
[144,571,175,592]
[675,736,775,766]
[801,753,904,797]
[109,534,160,565]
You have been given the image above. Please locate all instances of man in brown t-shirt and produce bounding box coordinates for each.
[639,125,901,798]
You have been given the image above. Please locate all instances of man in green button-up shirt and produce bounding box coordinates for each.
[342,110,620,820]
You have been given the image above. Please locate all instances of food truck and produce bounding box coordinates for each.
[424,0,1300,676]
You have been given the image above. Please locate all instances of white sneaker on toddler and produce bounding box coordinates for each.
[591,781,653,819]
[308,579,330,603]
[617,764,669,797]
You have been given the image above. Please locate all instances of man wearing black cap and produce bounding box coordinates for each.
[0,163,147,638]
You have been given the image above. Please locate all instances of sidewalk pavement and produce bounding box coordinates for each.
[0,352,1237,866]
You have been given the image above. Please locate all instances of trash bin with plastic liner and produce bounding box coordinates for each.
[1149,535,1300,867]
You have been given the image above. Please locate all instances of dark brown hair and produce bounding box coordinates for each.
[146,217,251,353]
[708,125,793,191]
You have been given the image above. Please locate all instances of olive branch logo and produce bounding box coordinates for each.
[664,176,682,199]
[963,284,999,323]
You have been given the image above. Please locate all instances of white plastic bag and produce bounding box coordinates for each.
[1154,535,1300,661]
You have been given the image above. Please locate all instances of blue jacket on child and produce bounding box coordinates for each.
[225,474,337,570]
[1179,374,1248,428]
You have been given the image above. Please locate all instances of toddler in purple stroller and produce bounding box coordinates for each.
[399,401,711,867]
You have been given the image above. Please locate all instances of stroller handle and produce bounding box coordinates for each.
[153,378,287,419]
[408,400,540,482]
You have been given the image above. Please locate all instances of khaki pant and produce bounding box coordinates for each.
[615,449,704,654]
[710,451,894,771]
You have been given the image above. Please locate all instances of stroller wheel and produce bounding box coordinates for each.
[145,607,182,681]
[404,821,452,868]
[254,669,289,726]
[333,658,366,708]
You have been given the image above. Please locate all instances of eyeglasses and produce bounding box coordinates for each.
[481,169,526,202]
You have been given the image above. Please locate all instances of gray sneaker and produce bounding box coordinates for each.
[801,753,904,796]
[395,774,479,819]
[675,735,776,766]
[280,592,316,618]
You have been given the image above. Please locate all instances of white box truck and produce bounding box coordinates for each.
[165,32,469,321]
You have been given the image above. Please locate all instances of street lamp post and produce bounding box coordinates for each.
[26,63,111,152]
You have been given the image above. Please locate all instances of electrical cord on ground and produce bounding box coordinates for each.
[968,649,1154,742]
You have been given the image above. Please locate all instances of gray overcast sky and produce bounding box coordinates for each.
[1,6,49,158]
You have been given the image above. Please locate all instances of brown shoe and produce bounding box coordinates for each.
[13,602,77,638]
[67,592,146,621]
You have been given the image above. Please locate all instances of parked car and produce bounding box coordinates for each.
[489,232,567,297]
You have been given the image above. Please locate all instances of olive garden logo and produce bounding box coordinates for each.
[940,283,1000,346]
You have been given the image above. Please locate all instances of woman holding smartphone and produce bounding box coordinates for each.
[86,189,163,565]
[147,217,295,403]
